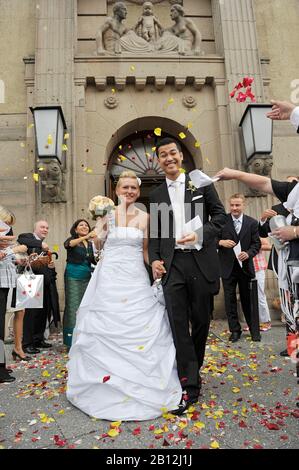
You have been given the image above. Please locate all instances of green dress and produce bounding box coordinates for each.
[63,240,95,348]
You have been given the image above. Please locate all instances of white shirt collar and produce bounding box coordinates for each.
[33,233,42,241]
[232,214,243,224]
[166,172,186,187]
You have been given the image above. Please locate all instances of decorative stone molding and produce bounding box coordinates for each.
[155,77,167,90]
[135,77,147,91]
[95,77,107,91]
[182,95,197,109]
[174,78,186,91]
[104,96,119,109]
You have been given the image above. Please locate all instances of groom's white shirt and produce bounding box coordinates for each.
[166,173,201,250]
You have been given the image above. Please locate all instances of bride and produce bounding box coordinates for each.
[66,170,181,420]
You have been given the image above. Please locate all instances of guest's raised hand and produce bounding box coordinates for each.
[261,208,277,222]
[267,100,295,121]
[215,167,239,181]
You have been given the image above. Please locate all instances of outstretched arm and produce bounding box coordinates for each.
[267,100,299,133]
[216,168,274,195]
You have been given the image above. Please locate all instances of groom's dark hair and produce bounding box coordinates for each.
[156,137,182,157]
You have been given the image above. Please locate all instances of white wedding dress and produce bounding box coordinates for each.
[66,219,181,421]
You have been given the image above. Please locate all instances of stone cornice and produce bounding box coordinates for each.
[74,54,225,64]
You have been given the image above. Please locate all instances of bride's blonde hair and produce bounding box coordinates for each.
[116,170,140,189]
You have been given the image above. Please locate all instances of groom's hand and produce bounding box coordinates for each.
[177,231,198,246]
[152,260,166,280]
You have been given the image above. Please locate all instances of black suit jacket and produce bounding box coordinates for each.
[217,214,261,279]
[148,175,226,290]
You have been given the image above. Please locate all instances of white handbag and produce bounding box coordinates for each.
[16,264,44,309]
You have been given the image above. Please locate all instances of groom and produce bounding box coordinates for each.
[149,137,226,414]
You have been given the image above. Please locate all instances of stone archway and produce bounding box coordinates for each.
[105,116,203,207]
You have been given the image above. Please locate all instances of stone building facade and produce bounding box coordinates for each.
[0,0,298,312]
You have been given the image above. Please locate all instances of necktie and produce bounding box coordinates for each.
[171,181,185,241]
[234,218,241,235]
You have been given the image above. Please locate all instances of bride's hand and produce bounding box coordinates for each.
[95,216,109,240]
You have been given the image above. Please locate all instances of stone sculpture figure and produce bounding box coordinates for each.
[157,3,202,55]
[96,1,129,54]
[96,1,154,54]
[40,161,66,203]
[135,2,163,42]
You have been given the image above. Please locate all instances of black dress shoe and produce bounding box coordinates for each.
[6,368,13,373]
[251,335,261,342]
[171,391,199,416]
[229,332,242,342]
[279,349,289,357]
[0,372,16,383]
[23,346,40,354]
[34,341,52,349]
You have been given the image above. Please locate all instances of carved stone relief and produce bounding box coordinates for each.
[40,161,66,203]
[96,1,202,55]
[104,96,119,108]
[245,155,273,197]
[182,95,197,108]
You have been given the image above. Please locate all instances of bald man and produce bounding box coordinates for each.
[17,221,60,354]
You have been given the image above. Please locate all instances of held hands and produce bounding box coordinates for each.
[176,231,198,246]
[152,260,166,280]
[0,251,6,261]
[261,208,277,222]
[12,244,28,254]
[219,239,236,249]
[238,251,249,262]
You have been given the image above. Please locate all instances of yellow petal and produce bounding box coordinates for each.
[118,145,122,150]
[152,146,156,152]
[110,421,122,428]
[42,370,50,377]
[111,88,116,94]
[187,122,193,129]
[154,128,162,136]
[108,429,119,437]
[210,440,220,449]
[179,132,186,139]
[62,144,68,151]
[205,158,211,165]
[0,413,6,418]
[154,428,164,434]
[232,387,240,393]
[195,141,201,148]
[194,421,205,429]
[64,133,69,140]
[137,345,144,350]
[168,98,174,104]
[28,123,34,128]
[130,65,136,71]
[58,410,65,414]
[20,142,25,148]
[53,244,59,252]
[119,155,127,161]
[179,168,186,173]
[47,134,53,145]
[33,173,39,182]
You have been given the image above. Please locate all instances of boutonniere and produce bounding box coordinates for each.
[187,180,197,193]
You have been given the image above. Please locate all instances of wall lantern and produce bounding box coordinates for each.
[239,104,273,161]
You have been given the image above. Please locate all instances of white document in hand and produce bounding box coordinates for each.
[233,241,243,267]
[189,169,220,189]
[183,215,203,251]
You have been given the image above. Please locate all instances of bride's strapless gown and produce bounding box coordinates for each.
[66,225,181,421]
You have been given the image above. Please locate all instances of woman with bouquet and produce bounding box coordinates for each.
[63,220,98,348]
[66,171,181,420]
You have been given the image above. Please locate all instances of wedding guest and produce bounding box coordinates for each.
[0,206,29,384]
[217,194,261,342]
[216,168,299,354]
[63,220,97,348]
[18,221,60,354]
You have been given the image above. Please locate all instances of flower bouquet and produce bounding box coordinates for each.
[88,195,115,220]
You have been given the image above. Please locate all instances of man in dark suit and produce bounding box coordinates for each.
[17,220,60,354]
[149,137,226,415]
[217,194,261,342]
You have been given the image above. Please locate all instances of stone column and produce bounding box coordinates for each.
[32,0,77,300]
[212,0,271,203]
